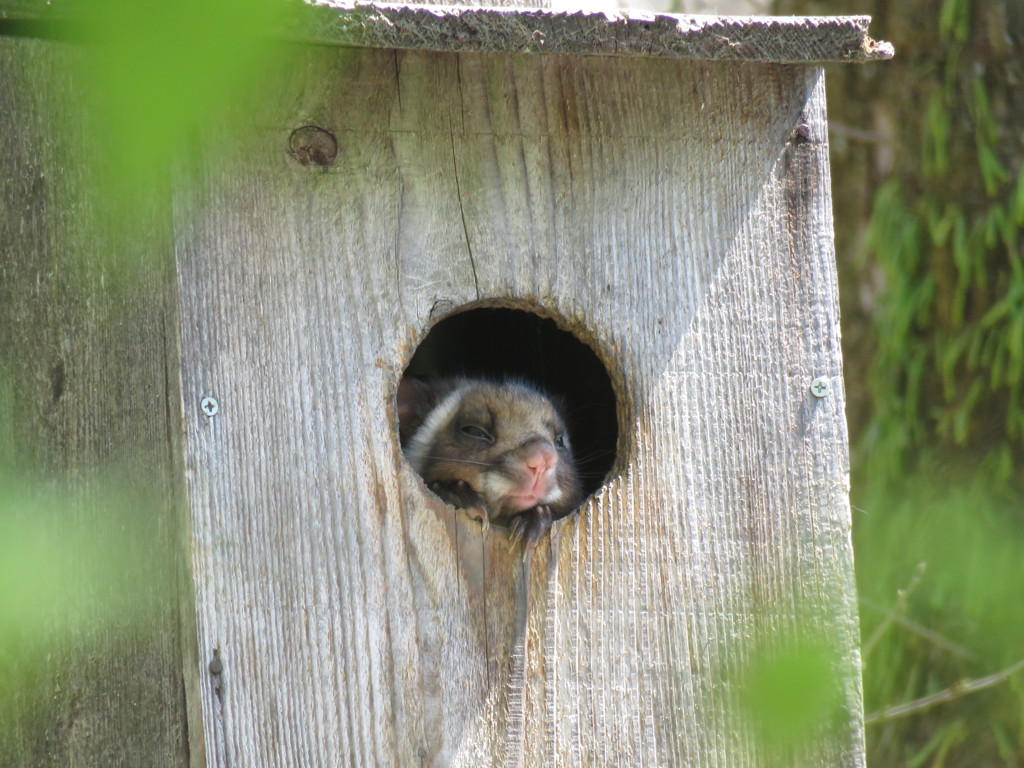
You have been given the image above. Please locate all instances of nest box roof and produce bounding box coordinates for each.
[296,1,893,63]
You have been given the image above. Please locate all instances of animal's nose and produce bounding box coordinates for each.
[524,443,558,477]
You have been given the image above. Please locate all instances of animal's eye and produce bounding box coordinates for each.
[554,433,568,449]
[461,424,493,442]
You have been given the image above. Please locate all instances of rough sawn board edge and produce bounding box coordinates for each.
[296,2,894,63]
[0,0,894,64]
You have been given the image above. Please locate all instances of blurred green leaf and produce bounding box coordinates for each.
[78,0,288,199]
[0,466,174,690]
[738,636,843,751]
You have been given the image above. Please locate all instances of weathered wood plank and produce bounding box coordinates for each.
[293,3,892,63]
[174,44,861,766]
[0,0,892,63]
[0,37,191,768]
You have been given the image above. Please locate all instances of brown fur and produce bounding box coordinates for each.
[399,378,582,539]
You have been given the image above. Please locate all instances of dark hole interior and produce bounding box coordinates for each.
[402,307,619,502]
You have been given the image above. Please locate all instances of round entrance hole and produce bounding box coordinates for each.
[399,306,619,520]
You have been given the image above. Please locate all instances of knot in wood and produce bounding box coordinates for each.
[289,126,338,167]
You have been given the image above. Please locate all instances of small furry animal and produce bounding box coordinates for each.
[397,377,583,546]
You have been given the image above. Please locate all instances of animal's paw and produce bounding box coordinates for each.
[428,479,481,509]
[508,505,553,549]
[428,480,489,530]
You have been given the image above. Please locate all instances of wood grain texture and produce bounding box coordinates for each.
[293,3,892,63]
[0,0,892,63]
[0,38,191,768]
[174,46,862,766]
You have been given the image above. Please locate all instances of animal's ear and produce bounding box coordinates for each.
[397,377,436,446]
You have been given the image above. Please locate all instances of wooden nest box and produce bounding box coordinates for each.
[1,2,891,766]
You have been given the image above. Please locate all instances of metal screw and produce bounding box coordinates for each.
[200,396,219,417]
[810,377,830,398]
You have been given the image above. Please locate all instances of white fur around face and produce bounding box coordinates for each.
[544,481,563,504]
[481,472,514,502]
[482,465,563,509]
[403,384,470,474]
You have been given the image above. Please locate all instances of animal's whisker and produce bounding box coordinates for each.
[570,450,617,464]
[417,455,492,467]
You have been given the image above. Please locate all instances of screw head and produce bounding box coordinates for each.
[810,377,830,398]
[200,396,219,417]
